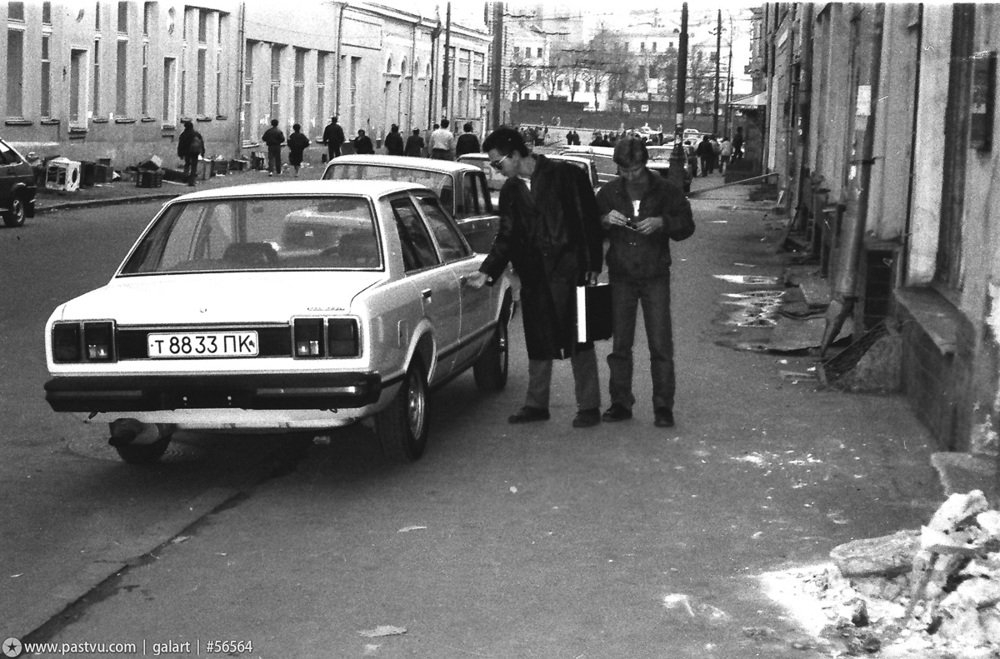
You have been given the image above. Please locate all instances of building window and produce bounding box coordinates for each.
[513,46,519,58]
[41,35,52,117]
[162,57,175,123]
[93,39,101,116]
[242,41,254,143]
[6,28,24,117]
[8,2,24,21]
[143,2,152,36]
[640,42,645,52]
[652,42,657,52]
[180,44,186,117]
[141,43,150,116]
[117,1,128,32]
[316,53,327,134]
[70,48,86,123]
[270,45,283,122]
[557,80,563,91]
[42,2,51,24]
[95,2,100,29]
[196,48,207,115]
[293,48,305,126]
[536,47,542,58]
[116,39,128,116]
[198,9,208,43]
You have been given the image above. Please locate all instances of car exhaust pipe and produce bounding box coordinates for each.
[108,419,175,447]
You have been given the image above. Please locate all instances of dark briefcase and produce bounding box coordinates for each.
[575,283,613,343]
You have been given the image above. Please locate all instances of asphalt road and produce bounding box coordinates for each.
[1,186,943,658]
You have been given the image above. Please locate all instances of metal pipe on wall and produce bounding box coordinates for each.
[821,3,885,354]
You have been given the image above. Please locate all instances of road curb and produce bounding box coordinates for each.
[14,486,240,641]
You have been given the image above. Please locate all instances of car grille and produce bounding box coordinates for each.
[116,326,292,360]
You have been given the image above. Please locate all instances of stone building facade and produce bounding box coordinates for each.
[2,1,490,167]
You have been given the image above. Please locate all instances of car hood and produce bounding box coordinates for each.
[54,271,386,325]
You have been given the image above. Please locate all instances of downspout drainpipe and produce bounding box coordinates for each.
[235,2,246,157]
[334,2,345,115]
[821,3,885,355]
[410,16,419,130]
[793,4,813,231]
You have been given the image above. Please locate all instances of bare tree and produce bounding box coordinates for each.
[507,50,535,102]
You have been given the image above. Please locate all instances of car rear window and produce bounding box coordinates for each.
[324,164,453,202]
[119,195,382,274]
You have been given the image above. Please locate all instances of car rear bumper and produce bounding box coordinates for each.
[44,372,383,412]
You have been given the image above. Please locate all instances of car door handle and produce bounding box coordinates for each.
[421,288,433,300]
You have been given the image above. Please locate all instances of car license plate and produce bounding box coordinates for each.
[147,331,259,358]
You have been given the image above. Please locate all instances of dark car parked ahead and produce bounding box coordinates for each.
[0,137,36,227]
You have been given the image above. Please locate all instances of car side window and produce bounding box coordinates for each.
[415,195,471,263]
[390,198,440,273]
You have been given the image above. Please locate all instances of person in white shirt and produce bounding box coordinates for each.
[429,119,454,160]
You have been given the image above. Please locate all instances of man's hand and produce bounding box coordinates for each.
[464,272,489,289]
[602,209,630,229]
[633,215,664,235]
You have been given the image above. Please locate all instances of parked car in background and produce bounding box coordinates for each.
[324,155,498,253]
[546,153,600,190]
[457,153,505,192]
[646,145,693,194]
[44,181,513,465]
[556,145,618,185]
[0,137,37,227]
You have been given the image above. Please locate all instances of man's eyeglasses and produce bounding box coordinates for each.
[489,154,508,171]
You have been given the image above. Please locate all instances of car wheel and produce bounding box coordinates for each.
[473,309,509,392]
[3,194,26,228]
[375,360,429,463]
[114,429,173,465]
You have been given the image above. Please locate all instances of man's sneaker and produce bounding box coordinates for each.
[572,408,601,428]
[508,406,550,424]
[601,403,633,422]
[654,408,675,428]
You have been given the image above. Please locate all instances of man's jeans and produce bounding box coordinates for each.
[267,148,282,174]
[525,349,601,411]
[607,273,675,412]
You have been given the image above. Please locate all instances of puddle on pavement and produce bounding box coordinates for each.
[720,290,785,327]
[714,274,780,286]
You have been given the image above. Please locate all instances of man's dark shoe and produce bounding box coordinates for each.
[572,408,601,428]
[654,408,675,428]
[602,404,633,422]
[508,406,550,424]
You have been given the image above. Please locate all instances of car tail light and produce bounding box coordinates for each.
[52,323,82,363]
[84,322,115,361]
[327,318,360,357]
[294,318,324,357]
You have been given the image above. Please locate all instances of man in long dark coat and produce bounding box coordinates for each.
[466,126,604,428]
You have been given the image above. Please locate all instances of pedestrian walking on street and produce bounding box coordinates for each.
[710,135,721,174]
[352,129,374,155]
[596,137,694,428]
[719,137,733,173]
[405,128,425,157]
[286,123,310,177]
[176,121,204,187]
[455,122,481,158]
[430,119,454,160]
[732,126,745,160]
[322,116,345,161]
[696,135,714,176]
[384,124,405,156]
[262,119,285,176]
[465,127,605,428]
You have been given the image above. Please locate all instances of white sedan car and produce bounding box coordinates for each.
[44,181,512,464]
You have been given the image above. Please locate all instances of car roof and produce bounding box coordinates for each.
[457,153,488,161]
[170,179,428,202]
[548,154,594,166]
[327,154,481,175]
[559,145,616,157]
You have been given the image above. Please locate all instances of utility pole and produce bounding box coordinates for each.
[442,2,452,120]
[713,9,721,135]
[669,2,688,188]
[490,2,503,131]
[725,15,733,137]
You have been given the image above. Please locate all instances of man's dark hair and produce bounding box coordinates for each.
[412,128,420,134]
[358,129,366,136]
[332,116,339,122]
[293,123,301,131]
[271,119,279,127]
[391,124,398,132]
[440,119,450,129]
[183,121,193,130]
[463,122,473,132]
[482,126,529,158]
[613,137,648,168]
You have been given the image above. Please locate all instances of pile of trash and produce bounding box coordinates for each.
[766,490,1000,657]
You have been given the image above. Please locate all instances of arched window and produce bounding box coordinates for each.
[414,57,422,78]
[385,54,394,74]
[401,58,408,77]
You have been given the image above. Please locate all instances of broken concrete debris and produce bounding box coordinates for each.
[818,491,1000,656]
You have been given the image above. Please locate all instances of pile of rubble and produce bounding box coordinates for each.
[781,490,1000,657]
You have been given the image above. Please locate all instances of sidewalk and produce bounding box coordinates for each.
[35,159,328,214]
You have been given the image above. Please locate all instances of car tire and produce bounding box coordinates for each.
[375,360,429,463]
[3,194,27,228]
[114,433,172,465]
[473,306,509,392]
